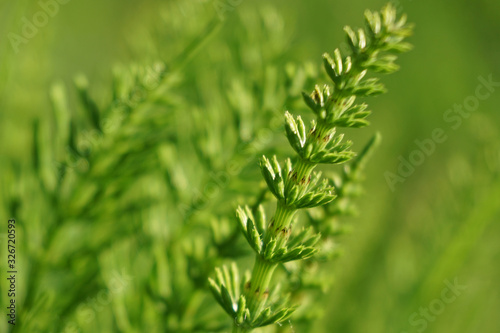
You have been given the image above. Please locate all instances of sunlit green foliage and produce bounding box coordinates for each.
[1,1,499,333]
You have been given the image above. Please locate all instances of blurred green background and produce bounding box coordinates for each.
[1,0,499,332]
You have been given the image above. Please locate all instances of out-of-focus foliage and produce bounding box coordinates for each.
[0,0,499,333]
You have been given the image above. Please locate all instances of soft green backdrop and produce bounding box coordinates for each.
[1,0,499,332]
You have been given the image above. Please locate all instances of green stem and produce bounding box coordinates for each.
[264,203,296,242]
[232,325,247,333]
[266,203,297,249]
[243,157,319,329]
[245,256,278,318]
[284,158,317,206]
[243,203,303,329]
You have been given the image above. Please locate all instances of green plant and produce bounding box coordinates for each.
[5,1,500,333]
[209,4,413,332]
[1,3,313,332]
[0,2,414,332]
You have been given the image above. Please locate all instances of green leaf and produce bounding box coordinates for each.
[259,306,297,327]
[255,205,266,235]
[323,53,341,86]
[357,28,367,50]
[236,295,247,324]
[364,9,382,38]
[344,25,358,54]
[302,91,320,113]
[286,227,313,249]
[383,41,413,53]
[286,112,307,156]
[333,48,344,77]
[248,223,262,254]
[230,262,240,299]
[251,307,271,327]
[294,190,337,209]
[302,232,322,247]
[285,183,300,205]
[263,238,277,261]
[260,155,283,199]
[74,74,102,132]
[220,283,236,315]
[208,278,224,307]
[237,206,263,254]
[315,151,356,164]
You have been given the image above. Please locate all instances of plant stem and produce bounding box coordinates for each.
[244,159,318,324]
[245,256,279,318]
[233,323,249,333]
[225,158,318,332]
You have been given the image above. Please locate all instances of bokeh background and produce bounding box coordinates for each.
[1,0,499,332]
